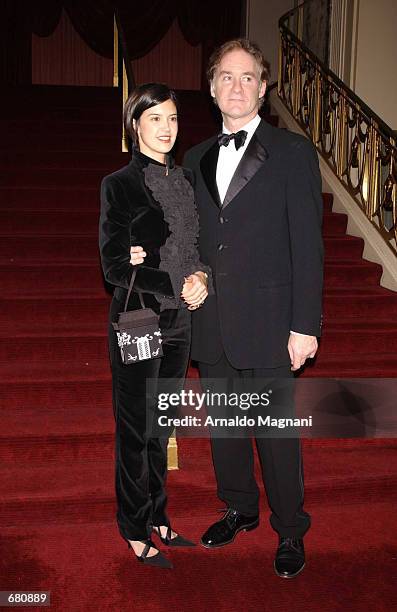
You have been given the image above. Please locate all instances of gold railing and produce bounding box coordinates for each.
[113,13,134,153]
[278,1,397,255]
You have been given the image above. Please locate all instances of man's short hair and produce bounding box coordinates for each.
[206,38,271,85]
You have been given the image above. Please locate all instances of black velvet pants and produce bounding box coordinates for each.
[108,297,191,541]
[199,351,311,538]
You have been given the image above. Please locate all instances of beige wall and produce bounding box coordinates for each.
[246,0,293,85]
[248,0,397,128]
[352,0,397,129]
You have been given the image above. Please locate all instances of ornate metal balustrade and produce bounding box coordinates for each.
[278,2,397,255]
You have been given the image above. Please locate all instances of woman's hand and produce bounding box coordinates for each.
[130,246,146,265]
[181,272,208,310]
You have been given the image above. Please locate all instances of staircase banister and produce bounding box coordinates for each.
[277,0,397,256]
[278,2,395,141]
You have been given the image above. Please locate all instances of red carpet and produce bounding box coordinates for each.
[1,86,397,611]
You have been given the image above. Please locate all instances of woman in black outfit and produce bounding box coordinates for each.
[99,83,211,569]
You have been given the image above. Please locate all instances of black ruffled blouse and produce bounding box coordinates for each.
[142,157,212,310]
[99,149,212,312]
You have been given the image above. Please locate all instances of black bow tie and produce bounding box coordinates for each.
[218,130,248,151]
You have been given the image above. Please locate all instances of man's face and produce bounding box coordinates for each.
[211,49,266,123]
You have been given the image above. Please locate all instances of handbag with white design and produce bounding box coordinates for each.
[111,269,163,364]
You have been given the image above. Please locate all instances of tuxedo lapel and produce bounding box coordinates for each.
[200,139,221,208]
[222,132,269,209]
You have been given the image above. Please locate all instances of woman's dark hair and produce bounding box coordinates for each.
[123,83,178,148]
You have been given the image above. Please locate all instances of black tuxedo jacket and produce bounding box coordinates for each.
[183,119,324,368]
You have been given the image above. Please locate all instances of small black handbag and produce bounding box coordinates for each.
[112,269,163,364]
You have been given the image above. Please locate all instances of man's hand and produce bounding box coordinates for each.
[181,272,208,310]
[130,246,146,265]
[288,333,318,371]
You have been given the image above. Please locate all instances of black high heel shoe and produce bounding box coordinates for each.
[152,526,196,547]
[126,538,173,569]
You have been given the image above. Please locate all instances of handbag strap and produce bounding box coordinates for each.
[124,268,145,312]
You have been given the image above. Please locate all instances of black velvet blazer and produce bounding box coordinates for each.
[99,150,209,313]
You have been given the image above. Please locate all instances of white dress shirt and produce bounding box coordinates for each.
[216,114,261,204]
[215,114,308,339]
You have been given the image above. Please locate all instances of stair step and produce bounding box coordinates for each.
[0,262,107,295]
[323,288,397,318]
[323,236,364,258]
[0,378,112,408]
[318,324,397,353]
[324,320,397,332]
[0,133,120,151]
[0,208,352,236]
[322,193,333,211]
[0,151,126,170]
[0,431,114,464]
[2,319,397,362]
[1,106,121,122]
[0,401,114,463]
[2,119,123,138]
[1,446,396,526]
[2,296,396,333]
[0,335,108,362]
[3,288,393,324]
[0,187,99,210]
[0,461,115,526]
[322,212,348,234]
[0,168,114,189]
[0,260,384,295]
[0,297,110,334]
[324,286,397,296]
[303,352,397,377]
[1,401,112,436]
[323,261,382,286]
[0,235,366,263]
[0,360,110,383]
[0,211,100,235]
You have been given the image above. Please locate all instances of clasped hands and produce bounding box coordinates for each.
[130,246,318,365]
[130,246,208,311]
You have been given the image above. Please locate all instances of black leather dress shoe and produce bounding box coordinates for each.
[200,508,259,548]
[274,537,305,578]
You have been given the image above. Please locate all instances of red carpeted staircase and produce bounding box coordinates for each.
[1,86,396,612]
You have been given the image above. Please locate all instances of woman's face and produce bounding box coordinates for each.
[134,98,178,163]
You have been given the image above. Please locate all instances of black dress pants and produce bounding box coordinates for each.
[109,297,191,541]
[199,351,311,538]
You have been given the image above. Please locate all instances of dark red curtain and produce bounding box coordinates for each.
[29,0,243,59]
[1,0,243,85]
[114,0,243,61]
[26,0,114,57]
[1,1,32,85]
[114,0,243,87]
[27,0,63,37]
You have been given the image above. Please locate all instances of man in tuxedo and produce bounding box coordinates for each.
[182,39,323,578]
[130,38,323,577]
